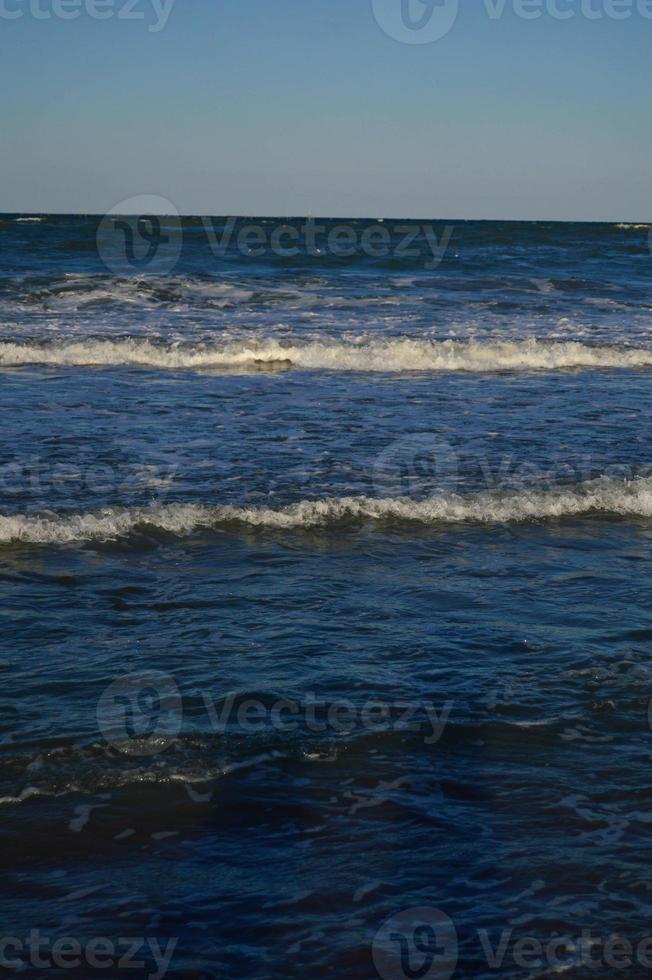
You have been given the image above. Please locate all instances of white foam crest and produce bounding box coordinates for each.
[3,337,652,373]
[2,477,652,545]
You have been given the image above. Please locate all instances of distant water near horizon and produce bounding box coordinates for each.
[2,214,652,978]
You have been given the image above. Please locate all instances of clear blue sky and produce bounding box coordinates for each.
[1,0,650,220]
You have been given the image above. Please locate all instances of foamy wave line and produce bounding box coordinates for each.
[3,338,652,373]
[2,477,652,544]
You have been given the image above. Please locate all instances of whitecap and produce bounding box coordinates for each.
[1,475,652,545]
[2,336,652,374]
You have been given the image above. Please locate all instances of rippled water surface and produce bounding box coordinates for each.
[2,215,652,978]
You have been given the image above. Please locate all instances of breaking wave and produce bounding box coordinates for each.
[2,476,652,545]
[3,337,652,373]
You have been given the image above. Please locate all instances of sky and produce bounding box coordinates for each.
[0,0,650,220]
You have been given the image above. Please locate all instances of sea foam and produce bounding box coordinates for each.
[2,338,652,373]
[2,476,652,545]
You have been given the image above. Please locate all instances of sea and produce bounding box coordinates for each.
[1,214,652,979]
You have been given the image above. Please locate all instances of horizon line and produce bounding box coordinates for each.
[1,212,650,225]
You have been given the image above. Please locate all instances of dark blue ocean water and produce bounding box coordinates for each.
[2,215,652,979]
